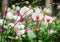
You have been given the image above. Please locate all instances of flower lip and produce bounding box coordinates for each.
[44,16,53,23]
[6,12,13,19]
[32,13,43,21]
[46,18,50,23]
[19,18,24,23]
[25,28,31,33]
[36,15,39,20]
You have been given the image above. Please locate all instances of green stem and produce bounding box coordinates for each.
[36,20,39,42]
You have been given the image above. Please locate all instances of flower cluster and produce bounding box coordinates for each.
[0,5,59,42]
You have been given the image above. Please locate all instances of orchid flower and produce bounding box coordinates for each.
[7,7,11,12]
[32,13,43,20]
[32,7,43,21]
[26,9,34,16]
[14,24,25,30]
[16,30,25,36]
[8,23,14,28]
[6,12,13,19]
[44,15,53,23]
[0,19,4,25]
[20,6,29,16]
[13,15,18,20]
[25,28,31,33]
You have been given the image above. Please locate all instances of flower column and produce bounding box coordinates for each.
[45,0,52,15]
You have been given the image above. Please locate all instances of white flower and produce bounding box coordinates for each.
[7,7,11,12]
[21,30,25,34]
[8,23,14,28]
[6,12,13,19]
[44,15,53,23]
[32,13,43,20]
[3,25,8,29]
[20,6,29,15]
[15,36,19,39]
[16,30,25,36]
[13,15,21,23]
[26,9,33,16]
[49,29,54,34]
[0,19,4,25]
[19,25,25,29]
[16,6,20,11]
[16,16,21,22]
[13,15,17,20]
[15,24,25,30]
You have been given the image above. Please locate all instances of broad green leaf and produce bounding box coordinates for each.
[28,30,36,40]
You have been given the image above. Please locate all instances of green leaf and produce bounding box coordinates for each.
[27,30,36,40]
[38,40,43,42]
[8,36,16,40]
[6,29,11,35]
[56,24,60,31]
[0,35,1,41]
[57,25,60,28]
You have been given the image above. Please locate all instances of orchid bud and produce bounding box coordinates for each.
[0,28,2,33]
[34,30,37,33]
[25,28,31,33]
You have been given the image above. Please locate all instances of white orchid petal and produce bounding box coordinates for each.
[21,30,25,34]
[16,30,25,36]
[6,12,13,19]
[0,19,4,24]
[8,23,14,27]
[13,15,17,20]
[20,6,29,15]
